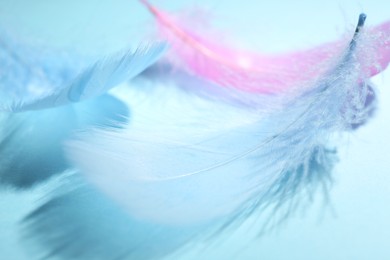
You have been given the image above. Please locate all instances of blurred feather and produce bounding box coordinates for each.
[0,94,129,189]
[22,173,205,260]
[0,31,166,112]
[140,0,390,95]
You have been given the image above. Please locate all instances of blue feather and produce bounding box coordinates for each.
[0,32,167,112]
[22,173,205,260]
[0,94,129,189]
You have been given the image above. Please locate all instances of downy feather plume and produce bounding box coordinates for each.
[0,31,166,112]
[21,14,389,260]
[140,0,390,96]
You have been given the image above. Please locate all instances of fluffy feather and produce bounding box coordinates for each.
[140,0,390,95]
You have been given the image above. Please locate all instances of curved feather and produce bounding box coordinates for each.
[0,32,167,112]
[140,0,390,95]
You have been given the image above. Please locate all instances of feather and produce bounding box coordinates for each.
[22,173,206,260]
[22,80,337,259]
[140,0,390,95]
[19,14,384,259]
[0,94,129,189]
[0,32,166,112]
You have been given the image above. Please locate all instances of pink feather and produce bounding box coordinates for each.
[140,0,390,95]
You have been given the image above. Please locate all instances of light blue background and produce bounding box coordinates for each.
[0,0,389,259]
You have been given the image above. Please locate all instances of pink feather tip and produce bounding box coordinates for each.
[140,0,390,95]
